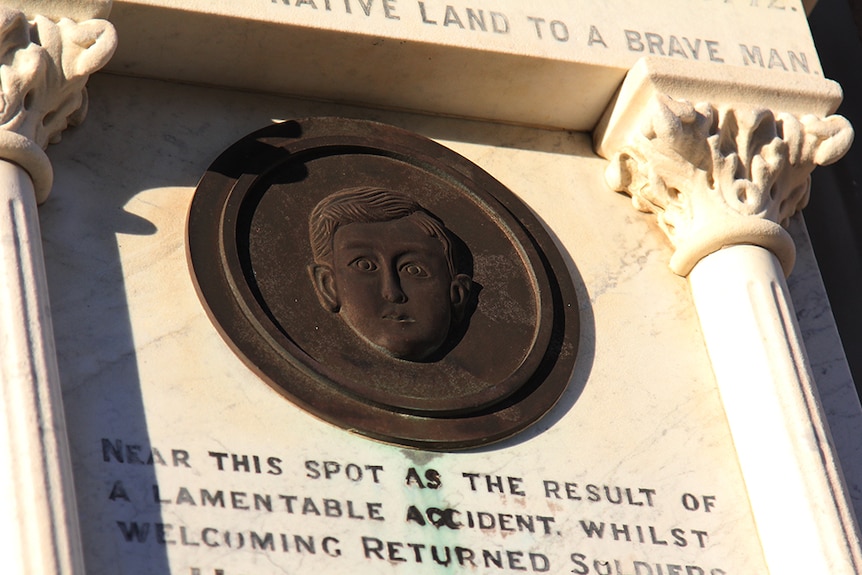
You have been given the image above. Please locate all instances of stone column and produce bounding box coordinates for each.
[0,4,116,574]
[595,57,861,574]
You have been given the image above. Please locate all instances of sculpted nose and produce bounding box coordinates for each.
[381,267,407,303]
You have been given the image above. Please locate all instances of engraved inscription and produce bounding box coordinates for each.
[102,437,733,575]
[263,0,817,75]
[623,31,725,63]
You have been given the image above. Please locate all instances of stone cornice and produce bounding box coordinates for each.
[3,0,112,21]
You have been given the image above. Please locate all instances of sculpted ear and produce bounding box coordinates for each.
[449,274,472,322]
[309,264,339,312]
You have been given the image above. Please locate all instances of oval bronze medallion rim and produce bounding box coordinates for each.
[187,117,580,450]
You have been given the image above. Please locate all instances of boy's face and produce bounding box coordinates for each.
[319,216,466,361]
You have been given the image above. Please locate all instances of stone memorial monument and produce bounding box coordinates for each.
[1,0,861,574]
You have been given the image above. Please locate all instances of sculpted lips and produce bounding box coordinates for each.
[383,312,415,322]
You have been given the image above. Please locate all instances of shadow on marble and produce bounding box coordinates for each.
[787,214,862,523]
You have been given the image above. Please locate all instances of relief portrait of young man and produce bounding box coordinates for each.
[307,187,473,362]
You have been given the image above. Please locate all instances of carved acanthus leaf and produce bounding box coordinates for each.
[606,94,853,276]
[0,7,116,202]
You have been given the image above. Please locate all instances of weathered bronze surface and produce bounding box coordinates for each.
[307,187,474,363]
[187,118,579,449]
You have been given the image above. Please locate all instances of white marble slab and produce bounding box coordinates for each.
[33,73,789,574]
[104,0,822,130]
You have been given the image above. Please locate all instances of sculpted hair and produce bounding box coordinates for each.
[309,186,457,277]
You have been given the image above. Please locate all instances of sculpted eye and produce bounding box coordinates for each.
[350,257,377,272]
[400,262,428,278]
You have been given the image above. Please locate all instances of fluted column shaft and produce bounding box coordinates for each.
[689,245,862,573]
[0,160,83,574]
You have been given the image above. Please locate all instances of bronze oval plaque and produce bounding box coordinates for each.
[187,118,579,449]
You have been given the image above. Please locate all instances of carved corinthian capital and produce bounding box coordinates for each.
[605,94,853,276]
[0,6,116,202]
